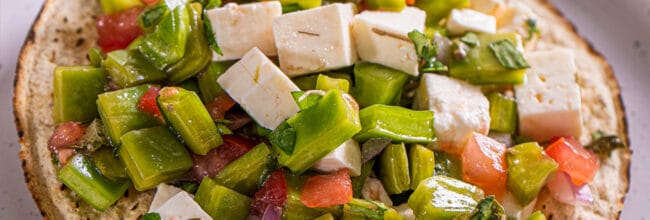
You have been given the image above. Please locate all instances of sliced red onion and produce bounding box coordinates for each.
[261,205,282,220]
[547,171,594,206]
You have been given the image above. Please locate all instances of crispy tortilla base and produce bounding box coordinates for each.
[13,0,630,219]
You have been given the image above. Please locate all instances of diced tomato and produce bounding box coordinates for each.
[138,86,162,120]
[142,0,159,5]
[48,122,86,150]
[251,170,288,217]
[406,0,416,6]
[300,169,353,208]
[205,94,236,121]
[190,135,258,180]
[545,137,599,186]
[461,132,507,197]
[96,7,144,53]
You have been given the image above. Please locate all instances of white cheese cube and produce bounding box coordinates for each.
[352,7,425,76]
[361,177,393,206]
[273,3,358,77]
[153,192,212,220]
[515,49,582,141]
[149,183,183,212]
[312,139,362,176]
[218,47,301,130]
[414,74,490,154]
[208,2,282,61]
[470,0,504,14]
[446,9,497,35]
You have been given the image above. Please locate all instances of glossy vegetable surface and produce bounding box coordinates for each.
[165,3,212,83]
[278,90,361,173]
[409,144,435,190]
[138,4,190,70]
[316,74,350,93]
[103,49,166,88]
[355,105,436,143]
[91,146,128,180]
[119,126,193,190]
[97,85,161,146]
[507,142,558,205]
[53,66,106,124]
[352,62,410,108]
[212,143,272,195]
[408,176,484,220]
[379,143,411,194]
[57,154,130,211]
[434,151,463,179]
[158,87,223,155]
[195,178,252,220]
[487,92,517,134]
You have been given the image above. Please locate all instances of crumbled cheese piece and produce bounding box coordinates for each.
[352,7,426,76]
[273,3,358,77]
[208,2,282,61]
[515,49,582,141]
[218,47,300,129]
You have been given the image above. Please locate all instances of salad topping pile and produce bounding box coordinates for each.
[48,0,626,219]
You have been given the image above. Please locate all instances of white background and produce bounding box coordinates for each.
[1,0,648,219]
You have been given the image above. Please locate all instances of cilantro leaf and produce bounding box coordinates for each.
[489,40,530,70]
[526,18,540,40]
[407,30,448,73]
[460,32,479,47]
[585,132,626,156]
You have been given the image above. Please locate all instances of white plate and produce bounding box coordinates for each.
[0,0,648,219]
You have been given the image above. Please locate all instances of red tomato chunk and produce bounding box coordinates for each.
[545,137,599,186]
[461,132,507,197]
[96,7,144,53]
[251,170,288,217]
[138,86,162,120]
[301,169,353,208]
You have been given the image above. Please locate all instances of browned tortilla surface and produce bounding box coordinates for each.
[13,0,630,219]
